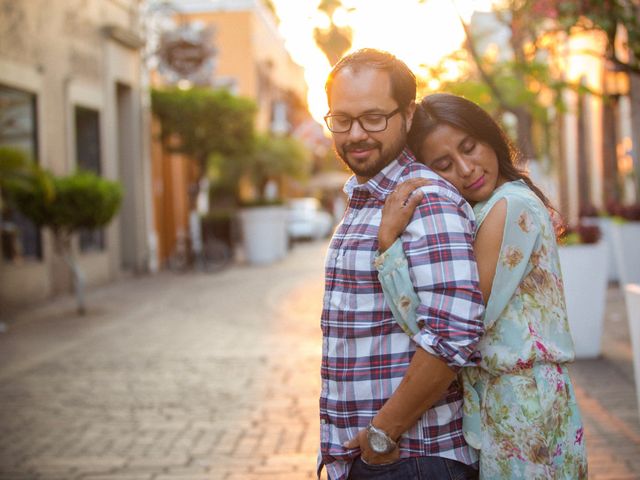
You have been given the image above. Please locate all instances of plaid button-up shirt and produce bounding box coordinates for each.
[319,149,485,480]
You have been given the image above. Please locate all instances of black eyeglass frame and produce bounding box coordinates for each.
[323,107,402,133]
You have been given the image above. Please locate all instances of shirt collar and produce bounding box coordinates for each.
[343,147,416,201]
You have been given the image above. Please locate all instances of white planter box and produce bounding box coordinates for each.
[611,221,640,286]
[559,241,608,358]
[624,284,640,418]
[239,206,288,265]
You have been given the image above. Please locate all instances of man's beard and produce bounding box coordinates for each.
[334,124,407,181]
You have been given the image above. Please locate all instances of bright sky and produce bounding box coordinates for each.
[270,0,494,124]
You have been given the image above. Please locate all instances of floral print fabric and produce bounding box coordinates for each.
[375,181,587,479]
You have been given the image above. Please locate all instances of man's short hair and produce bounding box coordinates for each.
[325,48,416,110]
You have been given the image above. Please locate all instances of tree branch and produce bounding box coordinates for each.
[454,10,515,114]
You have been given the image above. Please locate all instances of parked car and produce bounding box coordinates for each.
[287,197,334,241]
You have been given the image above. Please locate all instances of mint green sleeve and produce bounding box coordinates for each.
[481,194,540,330]
[374,239,422,337]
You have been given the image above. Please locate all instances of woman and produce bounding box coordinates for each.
[375,93,587,479]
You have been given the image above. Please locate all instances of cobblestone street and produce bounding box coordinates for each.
[0,240,639,479]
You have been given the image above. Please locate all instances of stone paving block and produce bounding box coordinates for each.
[26,456,127,469]
[126,456,189,469]
[78,475,153,480]
[155,476,213,480]
[0,474,34,480]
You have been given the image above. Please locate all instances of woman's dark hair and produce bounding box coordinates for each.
[325,48,416,110]
[408,93,553,211]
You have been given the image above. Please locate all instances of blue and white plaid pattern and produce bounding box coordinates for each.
[319,149,485,480]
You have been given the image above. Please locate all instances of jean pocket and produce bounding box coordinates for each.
[444,458,478,480]
[352,456,411,477]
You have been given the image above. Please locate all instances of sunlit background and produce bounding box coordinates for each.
[1,2,640,478]
[1,0,639,308]
[272,0,494,122]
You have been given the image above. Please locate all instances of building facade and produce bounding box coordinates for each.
[0,0,157,308]
[150,0,311,265]
[167,0,308,133]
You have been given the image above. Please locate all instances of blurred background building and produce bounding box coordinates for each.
[147,0,325,266]
[1,0,637,308]
[0,0,155,308]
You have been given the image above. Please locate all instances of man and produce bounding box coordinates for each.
[319,48,485,480]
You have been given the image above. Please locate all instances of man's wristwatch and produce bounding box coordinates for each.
[366,423,398,454]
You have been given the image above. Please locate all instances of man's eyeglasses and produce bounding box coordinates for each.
[324,108,401,133]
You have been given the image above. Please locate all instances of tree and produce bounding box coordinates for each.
[314,0,353,66]
[425,0,576,162]
[0,146,53,211]
[151,87,257,203]
[5,169,122,314]
[241,134,311,203]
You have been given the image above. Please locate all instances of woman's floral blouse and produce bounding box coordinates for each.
[375,180,587,479]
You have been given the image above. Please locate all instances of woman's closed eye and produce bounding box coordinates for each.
[462,139,477,154]
[432,158,452,171]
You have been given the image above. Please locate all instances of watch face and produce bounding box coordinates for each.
[367,427,393,454]
[369,432,387,452]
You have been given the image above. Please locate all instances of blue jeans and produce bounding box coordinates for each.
[348,456,479,480]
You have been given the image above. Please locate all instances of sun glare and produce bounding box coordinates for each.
[271,0,495,124]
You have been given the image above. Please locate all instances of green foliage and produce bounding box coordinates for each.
[206,151,243,201]
[6,170,123,234]
[420,0,591,162]
[237,198,285,208]
[0,146,29,181]
[0,146,54,209]
[152,87,312,204]
[151,87,257,166]
[559,223,601,246]
[245,134,310,186]
[207,134,311,203]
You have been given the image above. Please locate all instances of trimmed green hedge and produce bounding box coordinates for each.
[6,170,122,233]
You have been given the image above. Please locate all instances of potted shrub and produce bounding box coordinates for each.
[238,198,289,264]
[152,87,256,266]
[558,223,608,358]
[235,134,310,265]
[609,203,640,286]
[5,169,122,314]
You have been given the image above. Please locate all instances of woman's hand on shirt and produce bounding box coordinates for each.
[379,178,430,252]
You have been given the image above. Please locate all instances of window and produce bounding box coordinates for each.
[0,84,42,262]
[74,106,105,252]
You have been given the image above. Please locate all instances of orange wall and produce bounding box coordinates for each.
[178,11,256,97]
[176,7,307,131]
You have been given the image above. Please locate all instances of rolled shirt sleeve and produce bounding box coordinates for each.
[377,187,485,371]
